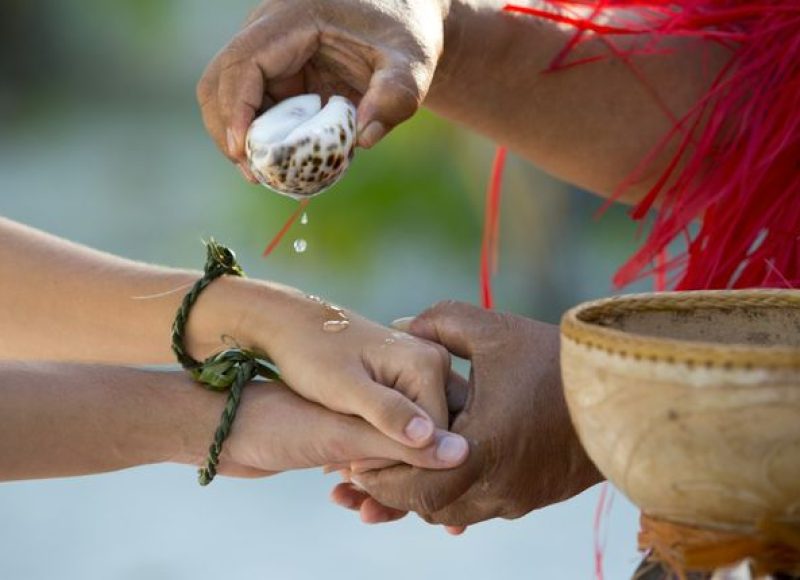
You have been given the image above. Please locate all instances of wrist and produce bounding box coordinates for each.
[180,276,252,361]
[153,371,227,467]
[197,276,309,360]
[428,0,483,106]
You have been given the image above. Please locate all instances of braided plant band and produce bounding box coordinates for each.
[171,239,279,485]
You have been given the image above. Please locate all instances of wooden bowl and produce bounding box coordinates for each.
[560,290,800,533]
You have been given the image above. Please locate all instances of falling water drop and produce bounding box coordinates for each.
[300,212,309,225]
[293,239,308,253]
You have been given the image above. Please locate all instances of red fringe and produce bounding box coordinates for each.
[504,0,800,291]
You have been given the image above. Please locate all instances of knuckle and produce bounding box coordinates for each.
[417,342,447,370]
[412,489,448,516]
[418,510,441,525]
[371,390,413,428]
[432,342,451,367]
[374,72,423,120]
[501,505,530,521]
[485,312,516,346]
[419,299,461,323]
[196,74,214,106]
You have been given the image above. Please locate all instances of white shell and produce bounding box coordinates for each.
[245,94,357,198]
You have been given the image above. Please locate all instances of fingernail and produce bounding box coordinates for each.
[358,121,386,149]
[338,494,359,510]
[436,434,468,463]
[227,128,238,157]
[391,316,414,331]
[350,476,365,491]
[405,416,434,443]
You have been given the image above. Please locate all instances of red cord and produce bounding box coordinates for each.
[480,147,508,310]
[263,198,311,257]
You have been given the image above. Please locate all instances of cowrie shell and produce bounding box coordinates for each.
[245,94,357,198]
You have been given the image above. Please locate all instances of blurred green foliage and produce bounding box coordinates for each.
[0,0,650,318]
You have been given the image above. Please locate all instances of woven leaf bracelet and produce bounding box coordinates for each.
[171,239,279,485]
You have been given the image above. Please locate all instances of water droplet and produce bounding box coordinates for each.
[323,319,350,333]
[293,239,308,253]
[300,212,309,225]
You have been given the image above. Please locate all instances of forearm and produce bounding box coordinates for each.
[0,217,297,364]
[429,0,732,201]
[0,362,220,481]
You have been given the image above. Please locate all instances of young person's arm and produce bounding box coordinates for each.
[0,362,464,481]
[0,216,465,454]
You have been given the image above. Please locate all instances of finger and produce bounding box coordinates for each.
[445,526,467,536]
[390,317,414,332]
[330,482,370,511]
[354,444,483,516]
[446,369,470,419]
[215,21,320,160]
[266,73,306,104]
[357,57,430,149]
[360,497,408,524]
[392,343,451,430]
[349,431,468,475]
[197,60,229,162]
[343,380,437,448]
[365,430,469,471]
[407,301,497,359]
[350,458,398,474]
[421,489,505,528]
[217,59,265,162]
[321,462,349,474]
[238,162,259,184]
[242,385,462,471]
[312,390,469,468]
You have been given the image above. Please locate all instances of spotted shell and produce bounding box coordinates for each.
[245,95,357,198]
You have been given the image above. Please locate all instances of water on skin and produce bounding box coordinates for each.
[305,294,351,333]
[300,212,309,225]
[322,319,350,333]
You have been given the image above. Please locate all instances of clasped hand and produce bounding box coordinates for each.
[209,290,600,534]
[327,301,602,532]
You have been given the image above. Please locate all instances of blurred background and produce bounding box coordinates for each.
[1,1,655,578]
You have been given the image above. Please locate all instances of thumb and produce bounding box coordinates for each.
[325,419,469,472]
[394,301,497,359]
[354,446,483,516]
[357,57,431,148]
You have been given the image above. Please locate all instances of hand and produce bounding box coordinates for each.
[197,0,450,179]
[186,380,467,478]
[331,301,603,528]
[198,277,468,463]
